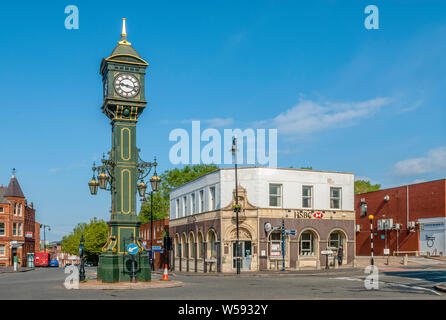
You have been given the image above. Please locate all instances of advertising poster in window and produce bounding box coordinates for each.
[270,243,281,256]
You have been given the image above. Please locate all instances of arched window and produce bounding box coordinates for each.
[189,233,195,258]
[197,232,204,258]
[328,231,345,250]
[182,234,187,257]
[175,234,180,258]
[268,231,282,257]
[208,230,217,258]
[14,203,17,216]
[299,230,317,256]
[19,204,22,216]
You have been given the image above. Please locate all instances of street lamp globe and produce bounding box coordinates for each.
[88,177,99,195]
[368,215,374,220]
[98,171,109,190]
[137,180,147,198]
[150,174,161,192]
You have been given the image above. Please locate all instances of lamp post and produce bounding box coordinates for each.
[40,224,51,253]
[369,215,374,266]
[231,137,241,275]
[137,158,161,271]
[79,233,86,282]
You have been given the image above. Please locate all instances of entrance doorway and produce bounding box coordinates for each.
[232,241,252,270]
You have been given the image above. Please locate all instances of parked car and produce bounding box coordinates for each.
[49,260,59,267]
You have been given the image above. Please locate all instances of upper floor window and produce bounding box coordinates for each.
[199,190,204,213]
[175,199,180,218]
[183,196,187,216]
[191,193,196,214]
[209,186,216,211]
[13,223,17,236]
[330,187,342,209]
[269,184,282,207]
[0,222,5,236]
[14,203,17,216]
[302,186,313,208]
[0,245,5,256]
[19,204,22,216]
[0,206,4,214]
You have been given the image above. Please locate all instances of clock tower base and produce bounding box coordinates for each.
[97,252,151,283]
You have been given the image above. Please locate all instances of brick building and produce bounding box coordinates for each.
[0,172,40,266]
[169,167,355,273]
[48,241,81,267]
[355,179,446,256]
[139,218,169,269]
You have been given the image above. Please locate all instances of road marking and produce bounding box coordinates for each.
[330,276,443,296]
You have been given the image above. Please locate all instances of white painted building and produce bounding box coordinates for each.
[169,167,356,272]
[419,217,446,256]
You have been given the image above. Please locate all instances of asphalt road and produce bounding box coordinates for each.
[0,266,445,299]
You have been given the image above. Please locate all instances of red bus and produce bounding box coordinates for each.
[34,252,49,267]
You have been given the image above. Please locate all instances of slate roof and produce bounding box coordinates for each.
[0,186,10,204]
[4,175,25,198]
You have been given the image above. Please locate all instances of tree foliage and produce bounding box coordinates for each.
[354,179,381,194]
[138,164,218,223]
[61,217,108,265]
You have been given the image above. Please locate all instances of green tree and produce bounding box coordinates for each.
[138,164,218,223]
[354,179,381,194]
[61,218,108,265]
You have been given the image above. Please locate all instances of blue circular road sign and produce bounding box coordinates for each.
[127,243,139,255]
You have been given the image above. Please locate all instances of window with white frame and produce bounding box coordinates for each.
[191,193,196,214]
[14,203,17,216]
[330,187,342,209]
[269,231,282,257]
[269,184,282,207]
[183,196,187,216]
[175,199,179,218]
[328,231,344,249]
[13,223,17,236]
[199,190,204,213]
[299,231,316,256]
[0,206,4,214]
[19,204,22,216]
[302,186,313,208]
[19,223,22,236]
[0,222,5,236]
[209,186,216,211]
[0,245,5,256]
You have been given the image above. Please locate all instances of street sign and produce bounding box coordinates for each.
[127,243,139,255]
[152,245,162,250]
[321,250,333,255]
[264,222,272,233]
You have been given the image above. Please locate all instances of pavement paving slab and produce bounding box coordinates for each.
[78,279,183,290]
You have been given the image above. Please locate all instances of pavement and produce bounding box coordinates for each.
[0,267,34,273]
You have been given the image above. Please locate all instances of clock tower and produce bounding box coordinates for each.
[96,19,152,283]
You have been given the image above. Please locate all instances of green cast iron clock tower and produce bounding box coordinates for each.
[93,19,153,283]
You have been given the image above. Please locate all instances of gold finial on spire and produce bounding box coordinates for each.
[118,18,132,46]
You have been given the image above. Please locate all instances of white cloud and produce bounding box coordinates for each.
[266,97,393,135]
[393,147,446,177]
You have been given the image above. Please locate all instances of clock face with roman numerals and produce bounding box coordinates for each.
[114,73,140,98]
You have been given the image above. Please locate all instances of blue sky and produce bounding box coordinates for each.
[0,1,445,241]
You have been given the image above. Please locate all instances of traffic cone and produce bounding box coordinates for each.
[162,264,169,280]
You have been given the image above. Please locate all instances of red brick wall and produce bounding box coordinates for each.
[355,179,446,256]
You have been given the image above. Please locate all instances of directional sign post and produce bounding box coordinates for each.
[272,219,297,271]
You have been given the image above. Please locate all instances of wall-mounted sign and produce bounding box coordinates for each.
[313,212,323,219]
[321,250,333,255]
[264,222,272,233]
[25,232,33,238]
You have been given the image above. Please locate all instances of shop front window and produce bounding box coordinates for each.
[299,231,316,256]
